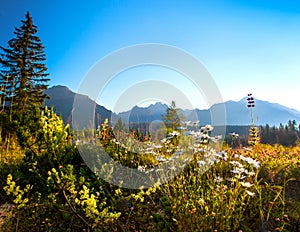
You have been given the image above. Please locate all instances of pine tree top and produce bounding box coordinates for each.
[0,11,50,113]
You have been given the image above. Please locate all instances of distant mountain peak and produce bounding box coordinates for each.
[148,102,168,109]
[45,85,112,127]
[48,85,70,90]
[238,97,248,102]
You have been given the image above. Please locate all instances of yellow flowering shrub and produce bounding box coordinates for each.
[3,174,32,208]
[40,107,70,147]
[47,164,120,229]
[15,106,72,162]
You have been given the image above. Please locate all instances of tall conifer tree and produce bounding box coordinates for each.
[163,101,184,131]
[0,11,49,113]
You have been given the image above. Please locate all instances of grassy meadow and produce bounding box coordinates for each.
[0,107,299,232]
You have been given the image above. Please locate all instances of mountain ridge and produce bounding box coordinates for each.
[45,85,300,126]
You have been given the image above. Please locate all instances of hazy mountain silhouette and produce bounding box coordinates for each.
[45,85,112,128]
[45,85,300,126]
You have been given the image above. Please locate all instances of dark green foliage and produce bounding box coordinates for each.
[0,106,42,144]
[0,11,49,114]
[260,120,299,146]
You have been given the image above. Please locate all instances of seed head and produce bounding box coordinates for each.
[247,93,255,108]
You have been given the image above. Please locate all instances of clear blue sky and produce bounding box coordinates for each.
[1,0,300,112]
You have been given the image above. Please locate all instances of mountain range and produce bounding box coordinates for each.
[45,85,300,127]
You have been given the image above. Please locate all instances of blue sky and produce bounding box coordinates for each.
[1,0,300,112]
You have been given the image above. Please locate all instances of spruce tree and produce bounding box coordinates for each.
[0,11,49,114]
[163,100,184,131]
